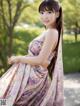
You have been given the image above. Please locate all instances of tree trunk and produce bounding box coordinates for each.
[74,28,77,42]
[74,32,77,42]
[74,22,78,42]
[8,28,13,57]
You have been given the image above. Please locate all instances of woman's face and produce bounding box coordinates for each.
[39,10,57,28]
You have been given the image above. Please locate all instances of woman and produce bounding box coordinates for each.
[0,0,64,106]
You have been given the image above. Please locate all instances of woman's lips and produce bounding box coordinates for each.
[43,20,49,23]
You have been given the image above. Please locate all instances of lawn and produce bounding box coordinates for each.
[63,35,80,73]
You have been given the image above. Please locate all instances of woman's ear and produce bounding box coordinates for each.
[55,12,59,18]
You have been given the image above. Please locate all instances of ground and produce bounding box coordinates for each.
[64,73,80,106]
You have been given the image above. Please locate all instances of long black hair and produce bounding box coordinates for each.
[38,0,63,80]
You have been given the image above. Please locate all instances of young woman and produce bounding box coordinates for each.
[0,0,64,106]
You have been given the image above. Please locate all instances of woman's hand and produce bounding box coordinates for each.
[8,56,20,64]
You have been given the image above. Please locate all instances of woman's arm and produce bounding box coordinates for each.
[8,55,50,68]
[8,29,58,68]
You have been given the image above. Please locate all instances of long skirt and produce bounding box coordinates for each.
[0,63,50,106]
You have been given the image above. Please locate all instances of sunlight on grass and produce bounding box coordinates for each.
[63,34,80,42]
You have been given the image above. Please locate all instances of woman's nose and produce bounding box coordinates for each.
[43,13,48,18]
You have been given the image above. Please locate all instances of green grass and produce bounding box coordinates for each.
[63,41,80,73]
[63,34,80,42]
[63,34,80,73]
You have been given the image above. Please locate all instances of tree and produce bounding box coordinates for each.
[0,0,32,70]
[62,0,80,42]
[0,0,31,56]
[18,0,41,25]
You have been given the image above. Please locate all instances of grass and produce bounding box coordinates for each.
[63,41,80,73]
[63,34,80,73]
[63,34,80,42]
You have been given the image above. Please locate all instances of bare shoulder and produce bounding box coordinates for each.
[47,28,58,34]
[45,28,58,40]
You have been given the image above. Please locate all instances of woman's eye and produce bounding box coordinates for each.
[40,11,44,14]
[48,11,52,14]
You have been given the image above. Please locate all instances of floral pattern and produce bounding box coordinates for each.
[0,33,64,106]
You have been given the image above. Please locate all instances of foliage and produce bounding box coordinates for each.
[0,0,33,70]
[62,0,80,41]
[17,0,43,27]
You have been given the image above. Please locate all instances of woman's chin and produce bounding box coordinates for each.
[43,23,49,27]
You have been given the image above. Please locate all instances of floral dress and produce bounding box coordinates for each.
[0,33,56,106]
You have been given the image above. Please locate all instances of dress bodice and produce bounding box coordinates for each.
[27,32,55,64]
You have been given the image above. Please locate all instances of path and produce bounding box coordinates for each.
[64,73,80,106]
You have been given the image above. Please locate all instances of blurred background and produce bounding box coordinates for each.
[0,0,80,75]
[0,0,80,106]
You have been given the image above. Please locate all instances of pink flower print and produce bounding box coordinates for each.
[30,40,42,56]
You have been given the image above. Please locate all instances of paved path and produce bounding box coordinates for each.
[64,73,80,106]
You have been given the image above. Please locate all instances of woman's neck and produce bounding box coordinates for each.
[46,24,56,29]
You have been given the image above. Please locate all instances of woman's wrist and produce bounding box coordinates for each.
[17,56,27,63]
[16,56,23,63]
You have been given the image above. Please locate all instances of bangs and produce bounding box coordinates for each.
[38,1,59,12]
[38,1,54,12]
